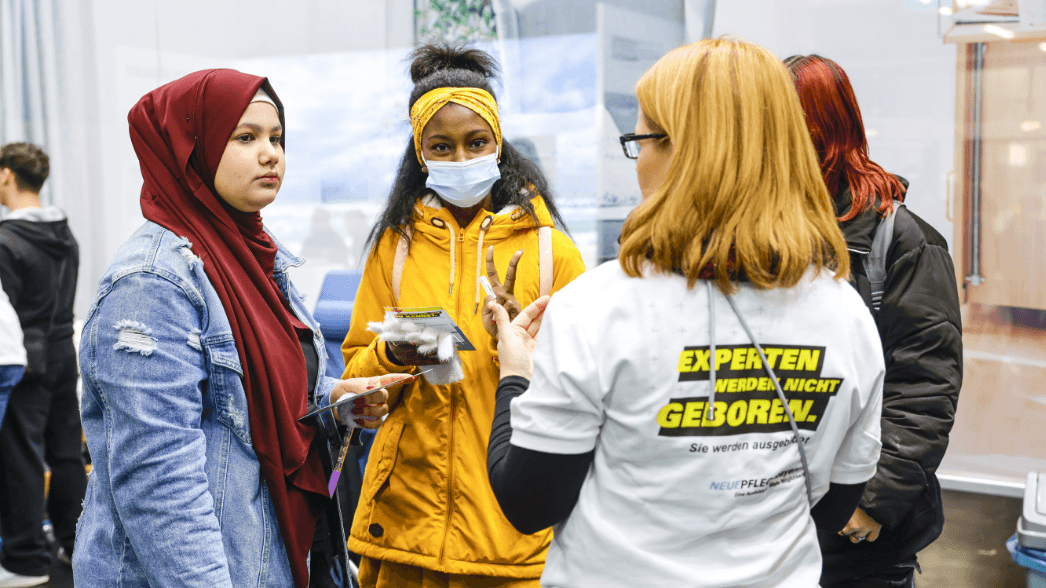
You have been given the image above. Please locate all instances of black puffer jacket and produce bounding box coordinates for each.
[0,207,79,377]
[818,178,963,582]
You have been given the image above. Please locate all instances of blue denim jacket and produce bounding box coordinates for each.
[74,221,342,587]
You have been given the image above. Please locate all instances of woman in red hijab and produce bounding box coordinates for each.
[73,69,404,588]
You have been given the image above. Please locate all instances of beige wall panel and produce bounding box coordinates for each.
[965,42,1046,310]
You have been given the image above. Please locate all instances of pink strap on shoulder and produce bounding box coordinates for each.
[538,226,552,297]
[392,226,413,301]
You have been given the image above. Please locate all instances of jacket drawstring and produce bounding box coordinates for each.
[431,217,455,296]
[474,216,493,314]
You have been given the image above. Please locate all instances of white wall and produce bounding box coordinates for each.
[69,0,957,314]
[714,0,958,250]
[77,0,414,316]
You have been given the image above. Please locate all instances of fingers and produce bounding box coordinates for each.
[370,373,414,389]
[481,294,498,337]
[838,526,863,543]
[486,246,525,299]
[838,526,877,543]
[514,295,550,338]
[387,342,442,366]
[351,399,389,429]
[413,349,445,365]
[334,385,389,427]
[502,249,524,294]
[837,507,880,543]
[348,400,388,421]
[488,298,513,336]
[485,246,503,291]
[504,299,522,321]
[385,341,412,365]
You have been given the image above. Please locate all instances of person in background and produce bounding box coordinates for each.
[74,69,402,588]
[341,43,585,588]
[0,283,25,430]
[0,142,82,587]
[484,38,887,588]
[343,209,371,269]
[300,207,351,265]
[785,54,963,588]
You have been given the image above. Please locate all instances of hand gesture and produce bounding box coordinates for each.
[488,295,550,380]
[330,373,408,428]
[481,246,524,337]
[839,507,882,543]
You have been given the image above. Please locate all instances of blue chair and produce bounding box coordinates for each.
[314,269,364,379]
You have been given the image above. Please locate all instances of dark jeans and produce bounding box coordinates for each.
[0,348,86,577]
[821,565,917,588]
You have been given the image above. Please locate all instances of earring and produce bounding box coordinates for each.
[422,166,428,173]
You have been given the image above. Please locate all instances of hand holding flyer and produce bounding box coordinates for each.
[367,307,472,384]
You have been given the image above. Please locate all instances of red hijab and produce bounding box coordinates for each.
[128,69,324,588]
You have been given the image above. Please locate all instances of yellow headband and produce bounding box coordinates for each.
[410,87,501,166]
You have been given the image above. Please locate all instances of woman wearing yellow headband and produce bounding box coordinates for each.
[340,43,586,588]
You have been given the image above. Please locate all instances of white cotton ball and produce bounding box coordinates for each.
[436,332,455,361]
[423,353,465,385]
[399,321,422,334]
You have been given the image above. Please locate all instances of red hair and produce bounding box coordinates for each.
[785,55,904,221]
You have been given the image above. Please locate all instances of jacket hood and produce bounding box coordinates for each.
[411,192,554,240]
[835,176,909,253]
[0,206,77,259]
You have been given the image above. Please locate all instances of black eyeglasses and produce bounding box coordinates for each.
[619,133,667,159]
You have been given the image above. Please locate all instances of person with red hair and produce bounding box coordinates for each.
[786,54,963,588]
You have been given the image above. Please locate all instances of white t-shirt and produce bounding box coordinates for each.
[0,283,26,367]
[510,262,884,588]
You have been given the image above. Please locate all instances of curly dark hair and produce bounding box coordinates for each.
[366,42,565,254]
[0,142,49,193]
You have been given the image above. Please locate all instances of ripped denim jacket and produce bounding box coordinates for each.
[74,221,342,588]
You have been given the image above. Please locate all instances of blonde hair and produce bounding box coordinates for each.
[619,38,849,294]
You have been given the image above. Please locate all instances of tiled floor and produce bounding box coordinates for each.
[27,489,1033,587]
[919,489,1028,588]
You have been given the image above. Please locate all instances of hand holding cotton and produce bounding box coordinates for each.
[368,312,464,384]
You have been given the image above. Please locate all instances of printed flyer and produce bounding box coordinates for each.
[383,306,475,351]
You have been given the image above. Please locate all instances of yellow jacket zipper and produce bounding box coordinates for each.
[436,225,466,570]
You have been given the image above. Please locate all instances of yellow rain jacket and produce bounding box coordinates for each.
[342,193,586,578]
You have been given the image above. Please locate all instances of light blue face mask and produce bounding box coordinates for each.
[424,151,501,208]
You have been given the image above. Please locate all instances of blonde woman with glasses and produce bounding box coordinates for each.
[485,38,887,588]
